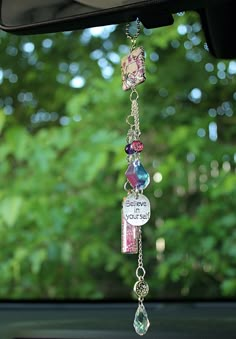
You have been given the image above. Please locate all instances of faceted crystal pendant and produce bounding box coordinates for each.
[125,160,150,190]
[133,303,150,336]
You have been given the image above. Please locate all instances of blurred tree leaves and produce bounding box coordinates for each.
[0,12,236,299]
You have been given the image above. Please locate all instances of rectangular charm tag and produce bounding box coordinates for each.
[121,46,146,91]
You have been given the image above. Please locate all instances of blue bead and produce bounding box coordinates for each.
[125,160,150,190]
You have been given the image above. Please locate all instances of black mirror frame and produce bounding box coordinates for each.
[0,0,235,59]
[0,1,175,35]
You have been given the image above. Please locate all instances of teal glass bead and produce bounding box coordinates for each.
[125,160,150,190]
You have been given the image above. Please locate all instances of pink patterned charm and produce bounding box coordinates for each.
[121,209,140,254]
[121,46,146,91]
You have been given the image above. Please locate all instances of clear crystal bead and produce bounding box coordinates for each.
[133,304,150,336]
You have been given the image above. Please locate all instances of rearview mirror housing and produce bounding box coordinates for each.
[0,0,235,59]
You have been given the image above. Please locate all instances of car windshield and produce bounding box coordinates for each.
[0,10,236,301]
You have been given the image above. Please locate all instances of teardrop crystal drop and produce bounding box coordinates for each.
[133,304,150,336]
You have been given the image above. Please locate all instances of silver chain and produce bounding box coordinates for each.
[126,89,141,164]
[136,229,146,280]
[130,92,140,139]
[138,230,143,268]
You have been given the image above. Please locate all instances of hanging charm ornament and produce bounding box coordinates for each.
[121,18,151,336]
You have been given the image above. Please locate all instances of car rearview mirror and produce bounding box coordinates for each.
[0,0,235,59]
[0,0,175,35]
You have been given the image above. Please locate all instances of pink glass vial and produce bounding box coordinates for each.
[121,209,140,254]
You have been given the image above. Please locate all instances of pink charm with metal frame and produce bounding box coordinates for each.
[121,46,146,91]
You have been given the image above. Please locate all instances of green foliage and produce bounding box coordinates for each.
[0,12,236,299]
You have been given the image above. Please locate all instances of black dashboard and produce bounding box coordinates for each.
[0,302,236,339]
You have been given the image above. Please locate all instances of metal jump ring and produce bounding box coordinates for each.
[136,266,146,279]
[130,89,139,101]
[124,181,133,192]
[126,115,135,127]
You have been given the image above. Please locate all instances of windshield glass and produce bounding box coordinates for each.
[0,11,236,301]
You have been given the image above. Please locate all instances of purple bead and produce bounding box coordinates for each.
[125,144,135,154]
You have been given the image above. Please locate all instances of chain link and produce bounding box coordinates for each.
[131,99,141,139]
[126,89,141,139]
[138,229,143,266]
[125,89,141,165]
[136,228,146,280]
